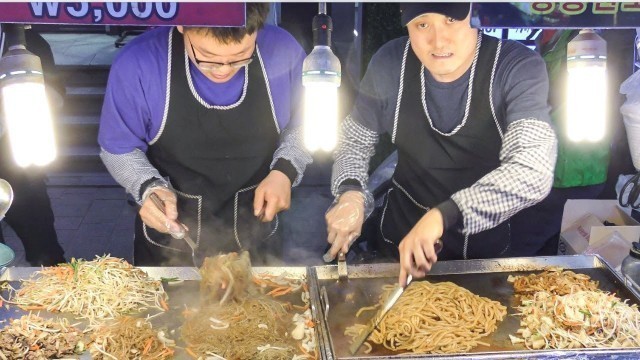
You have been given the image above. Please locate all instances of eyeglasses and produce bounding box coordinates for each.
[186,34,255,71]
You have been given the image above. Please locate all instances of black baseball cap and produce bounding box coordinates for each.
[400,3,471,26]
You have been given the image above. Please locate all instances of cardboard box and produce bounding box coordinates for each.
[559,200,640,269]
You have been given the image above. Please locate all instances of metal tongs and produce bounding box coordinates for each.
[149,192,199,268]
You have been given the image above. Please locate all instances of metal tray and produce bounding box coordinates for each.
[0,266,322,359]
[308,255,640,360]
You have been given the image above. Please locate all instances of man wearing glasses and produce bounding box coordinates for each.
[98,3,312,265]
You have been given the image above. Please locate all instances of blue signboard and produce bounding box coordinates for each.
[472,2,640,29]
[0,2,245,27]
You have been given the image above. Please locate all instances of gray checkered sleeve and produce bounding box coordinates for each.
[270,125,313,187]
[331,115,379,196]
[100,148,165,204]
[451,118,557,235]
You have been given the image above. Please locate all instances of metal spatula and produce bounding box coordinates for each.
[349,239,443,355]
[349,274,413,355]
[149,192,199,268]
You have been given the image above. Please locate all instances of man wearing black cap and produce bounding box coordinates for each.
[325,3,557,285]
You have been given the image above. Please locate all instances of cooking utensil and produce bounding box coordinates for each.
[349,274,413,355]
[337,252,347,280]
[149,192,199,268]
[0,179,13,221]
[349,239,444,355]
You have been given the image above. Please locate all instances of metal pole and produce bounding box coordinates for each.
[318,2,327,15]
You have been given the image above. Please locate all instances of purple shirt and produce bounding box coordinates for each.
[98,25,305,154]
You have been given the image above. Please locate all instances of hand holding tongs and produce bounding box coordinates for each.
[149,192,199,266]
[349,238,443,355]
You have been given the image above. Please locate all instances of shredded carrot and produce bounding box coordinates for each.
[186,347,198,359]
[142,337,153,355]
[272,287,293,297]
[159,347,174,357]
[266,286,287,296]
[298,343,313,358]
[160,298,169,311]
[306,319,315,328]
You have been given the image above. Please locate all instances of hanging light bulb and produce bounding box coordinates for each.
[0,24,56,167]
[302,3,341,152]
[566,29,607,142]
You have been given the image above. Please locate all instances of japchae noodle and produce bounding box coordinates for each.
[0,314,83,360]
[90,315,175,359]
[182,297,295,359]
[4,256,168,328]
[182,251,317,359]
[345,281,507,354]
[511,290,640,349]
[199,252,256,304]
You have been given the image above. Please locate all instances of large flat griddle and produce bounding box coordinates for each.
[0,266,320,360]
[308,255,640,360]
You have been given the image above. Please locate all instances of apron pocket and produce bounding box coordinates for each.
[465,220,511,259]
[379,183,430,247]
[234,186,279,251]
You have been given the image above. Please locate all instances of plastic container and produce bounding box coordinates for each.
[621,241,640,288]
[584,231,631,271]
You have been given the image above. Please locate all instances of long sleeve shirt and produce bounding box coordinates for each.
[332,36,557,234]
[98,26,312,202]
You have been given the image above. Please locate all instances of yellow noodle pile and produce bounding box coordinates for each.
[346,281,507,354]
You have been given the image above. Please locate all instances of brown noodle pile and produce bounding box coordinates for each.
[90,315,174,359]
[182,297,295,359]
[182,251,317,359]
[345,281,507,354]
[508,268,599,300]
[199,251,256,304]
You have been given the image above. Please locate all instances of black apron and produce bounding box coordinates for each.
[134,28,281,266]
[378,34,511,260]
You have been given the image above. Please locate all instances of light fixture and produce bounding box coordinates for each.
[566,29,607,142]
[0,23,56,167]
[302,2,341,152]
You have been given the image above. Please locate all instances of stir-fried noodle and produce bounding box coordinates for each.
[182,251,317,359]
[509,268,599,300]
[0,314,83,360]
[345,281,507,354]
[90,316,175,359]
[4,256,168,328]
[511,290,640,349]
[509,269,640,349]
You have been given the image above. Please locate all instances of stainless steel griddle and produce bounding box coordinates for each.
[308,255,640,360]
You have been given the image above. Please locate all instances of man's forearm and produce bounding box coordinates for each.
[100,148,165,204]
[270,125,313,187]
[331,115,379,196]
[451,118,557,235]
